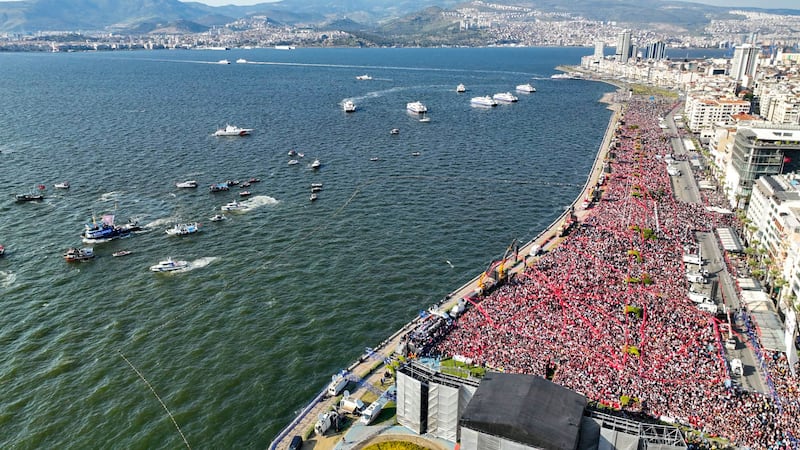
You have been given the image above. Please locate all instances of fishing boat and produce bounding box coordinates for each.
[64,247,95,262]
[149,258,189,273]
[165,222,201,236]
[82,214,141,244]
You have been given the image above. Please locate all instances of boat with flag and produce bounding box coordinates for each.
[82,214,141,244]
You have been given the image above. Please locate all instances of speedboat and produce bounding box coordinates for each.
[515,83,536,93]
[209,183,229,192]
[221,200,247,211]
[343,100,356,112]
[311,186,322,193]
[217,59,230,65]
[15,193,44,202]
[311,183,323,188]
[471,96,498,107]
[112,250,132,257]
[390,128,400,135]
[236,58,247,64]
[210,214,226,222]
[176,180,198,188]
[355,74,372,80]
[493,92,519,103]
[240,181,251,188]
[406,101,427,114]
[310,193,318,201]
[64,247,95,262]
[149,258,189,273]
[239,190,251,197]
[0,244,5,256]
[288,159,299,165]
[54,182,70,189]
[411,151,421,156]
[311,159,321,170]
[165,222,201,236]
[226,179,240,186]
[288,149,297,157]
[248,177,261,183]
[456,83,466,93]
[214,124,253,136]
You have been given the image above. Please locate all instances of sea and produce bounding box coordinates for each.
[0,46,715,448]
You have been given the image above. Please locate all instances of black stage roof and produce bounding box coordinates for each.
[460,372,587,450]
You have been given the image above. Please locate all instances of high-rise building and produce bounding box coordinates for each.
[593,41,604,60]
[615,30,633,63]
[731,44,760,87]
[645,41,666,60]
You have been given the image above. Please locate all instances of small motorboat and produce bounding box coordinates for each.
[288,149,297,157]
[236,58,247,64]
[165,222,202,236]
[248,177,261,183]
[149,258,189,273]
[240,182,251,188]
[310,193,318,201]
[217,59,230,65]
[54,182,70,189]
[311,183,323,189]
[210,214,226,222]
[370,157,379,161]
[176,180,198,188]
[288,159,299,166]
[411,151,421,156]
[311,159,321,170]
[456,83,466,93]
[355,74,372,80]
[226,180,240,186]
[0,244,5,256]
[214,124,251,136]
[64,247,95,262]
[311,186,322,193]
[112,250,132,257]
[239,190,252,197]
[221,200,247,212]
[209,183,229,192]
[15,193,44,202]
[390,128,400,135]
[343,100,356,112]
[419,115,431,123]
[297,152,305,158]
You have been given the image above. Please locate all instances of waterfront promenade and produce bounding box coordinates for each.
[269,90,624,450]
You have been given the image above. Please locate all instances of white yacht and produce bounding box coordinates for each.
[221,200,247,212]
[149,258,189,273]
[311,159,321,170]
[214,124,253,136]
[470,96,497,107]
[493,92,519,103]
[343,100,356,112]
[456,83,466,93]
[175,180,198,188]
[165,222,201,236]
[515,83,536,93]
[406,101,428,114]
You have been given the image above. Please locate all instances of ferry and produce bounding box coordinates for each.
[515,83,536,93]
[470,96,498,107]
[406,101,428,114]
[493,92,518,103]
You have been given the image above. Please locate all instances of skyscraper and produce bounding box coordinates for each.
[645,41,666,60]
[730,44,759,87]
[615,30,633,63]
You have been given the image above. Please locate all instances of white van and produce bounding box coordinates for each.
[686,272,707,284]
[730,358,743,376]
[688,292,711,304]
[697,303,718,314]
[682,253,702,265]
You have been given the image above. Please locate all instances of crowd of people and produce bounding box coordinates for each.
[424,97,799,448]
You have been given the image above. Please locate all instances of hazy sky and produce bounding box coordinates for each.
[178,0,799,7]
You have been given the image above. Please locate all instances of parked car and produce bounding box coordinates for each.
[289,435,303,450]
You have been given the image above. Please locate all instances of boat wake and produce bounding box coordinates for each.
[98,191,121,202]
[0,270,17,288]
[238,195,279,211]
[348,86,407,102]
[189,257,218,269]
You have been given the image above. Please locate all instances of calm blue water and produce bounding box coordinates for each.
[0,47,613,448]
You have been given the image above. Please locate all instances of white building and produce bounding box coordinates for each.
[684,95,751,140]
[731,44,760,87]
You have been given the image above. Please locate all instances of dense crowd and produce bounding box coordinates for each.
[425,98,799,448]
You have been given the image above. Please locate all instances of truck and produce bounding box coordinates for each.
[359,400,383,425]
[686,272,707,284]
[688,292,711,304]
[682,253,702,265]
[326,371,348,397]
[338,392,364,414]
[314,410,340,436]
